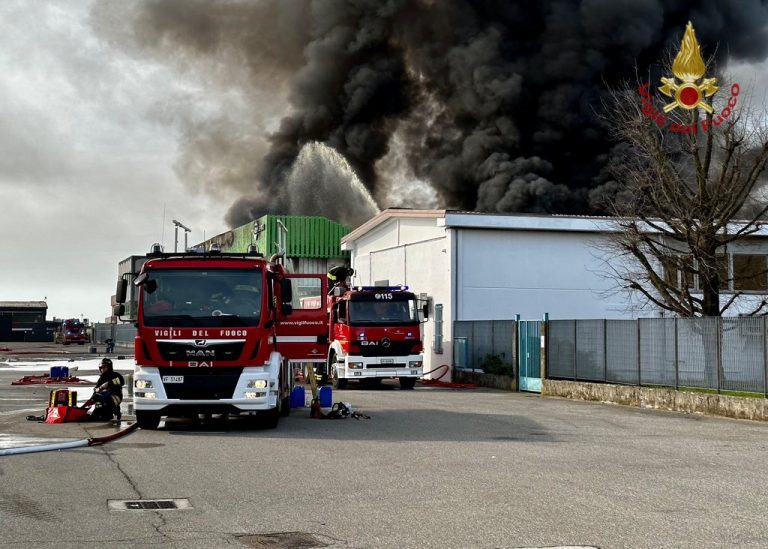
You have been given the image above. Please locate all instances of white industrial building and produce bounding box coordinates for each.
[340,209,768,379]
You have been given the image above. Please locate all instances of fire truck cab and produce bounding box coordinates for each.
[113,245,299,429]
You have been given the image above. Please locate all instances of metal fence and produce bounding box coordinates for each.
[548,317,768,395]
[453,320,516,371]
[92,323,136,347]
[453,317,768,395]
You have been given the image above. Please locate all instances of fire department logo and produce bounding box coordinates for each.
[381,337,391,348]
[658,21,718,113]
[638,21,739,134]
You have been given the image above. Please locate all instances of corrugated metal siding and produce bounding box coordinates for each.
[266,215,350,258]
[197,215,350,259]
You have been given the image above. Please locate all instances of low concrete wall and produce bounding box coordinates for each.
[453,370,517,391]
[543,379,768,421]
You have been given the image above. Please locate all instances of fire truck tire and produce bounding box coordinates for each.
[331,364,347,389]
[399,377,417,390]
[279,392,290,417]
[261,407,279,429]
[136,411,161,430]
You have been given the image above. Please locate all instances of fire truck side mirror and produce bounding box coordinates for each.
[115,279,127,304]
[112,304,125,316]
[282,303,293,316]
[421,303,429,321]
[281,278,293,303]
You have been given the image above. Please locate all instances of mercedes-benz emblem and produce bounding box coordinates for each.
[381,337,391,348]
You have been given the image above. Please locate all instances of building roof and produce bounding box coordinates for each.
[0,301,47,309]
[342,209,768,243]
[341,209,446,245]
[441,211,619,233]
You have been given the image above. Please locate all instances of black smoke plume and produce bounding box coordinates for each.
[94,0,768,227]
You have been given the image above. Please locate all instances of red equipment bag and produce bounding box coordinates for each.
[44,405,89,424]
[44,389,88,423]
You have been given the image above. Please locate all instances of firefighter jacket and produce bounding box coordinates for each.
[95,370,125,401]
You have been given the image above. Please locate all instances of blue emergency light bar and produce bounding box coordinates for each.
[353,285,409,291]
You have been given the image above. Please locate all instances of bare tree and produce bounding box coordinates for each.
[597,23,768,317]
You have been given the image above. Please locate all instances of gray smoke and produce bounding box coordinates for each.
[92,0,768,227]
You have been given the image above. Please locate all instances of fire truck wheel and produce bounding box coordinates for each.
[399,377,417,390]
[279,391,290,417]
[136,411,161,430]
[331,365,347,390]
[260,407,279,429]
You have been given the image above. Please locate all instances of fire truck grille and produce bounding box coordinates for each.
[367,363,406,369]
[355,341,417,357]
[158,367,243,400]
[157,341,245,362]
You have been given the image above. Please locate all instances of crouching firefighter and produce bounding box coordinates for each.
[90,358,124,421]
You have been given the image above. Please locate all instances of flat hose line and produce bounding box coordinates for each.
[0,422,140,457]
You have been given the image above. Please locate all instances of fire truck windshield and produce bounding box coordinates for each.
[348,299,419,325]
[142,268,262,327]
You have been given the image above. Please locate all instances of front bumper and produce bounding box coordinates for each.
[339,354,423,379]
[132,364,279,413]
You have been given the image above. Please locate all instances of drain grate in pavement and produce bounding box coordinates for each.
[239,532,327,548]
[108,498,192,511]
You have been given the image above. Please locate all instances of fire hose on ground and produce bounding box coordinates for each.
[0,421,139,457]
[419,364,477,389]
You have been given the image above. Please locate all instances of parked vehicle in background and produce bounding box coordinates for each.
[60,319,88,345]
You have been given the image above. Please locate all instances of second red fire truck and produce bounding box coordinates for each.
[318,268,428,389]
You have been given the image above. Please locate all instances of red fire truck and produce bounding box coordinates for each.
[61,319,88,345]
[321,279,428,390]
[112,245,323,429]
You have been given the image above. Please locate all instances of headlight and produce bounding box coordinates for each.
[409,361,423,368]
[245,391,266,399]
[135,379,153,389]
[247,379,268,388]
[135,391,157,399]
[348,362,363,369]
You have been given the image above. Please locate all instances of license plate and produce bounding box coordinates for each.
[162,376,184,383]
[381,358,394,364]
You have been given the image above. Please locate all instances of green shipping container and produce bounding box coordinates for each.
[199,215,350,259]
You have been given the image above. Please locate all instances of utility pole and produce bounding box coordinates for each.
[172,220,191,252]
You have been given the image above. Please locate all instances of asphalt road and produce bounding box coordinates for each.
[2,343,768,548]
